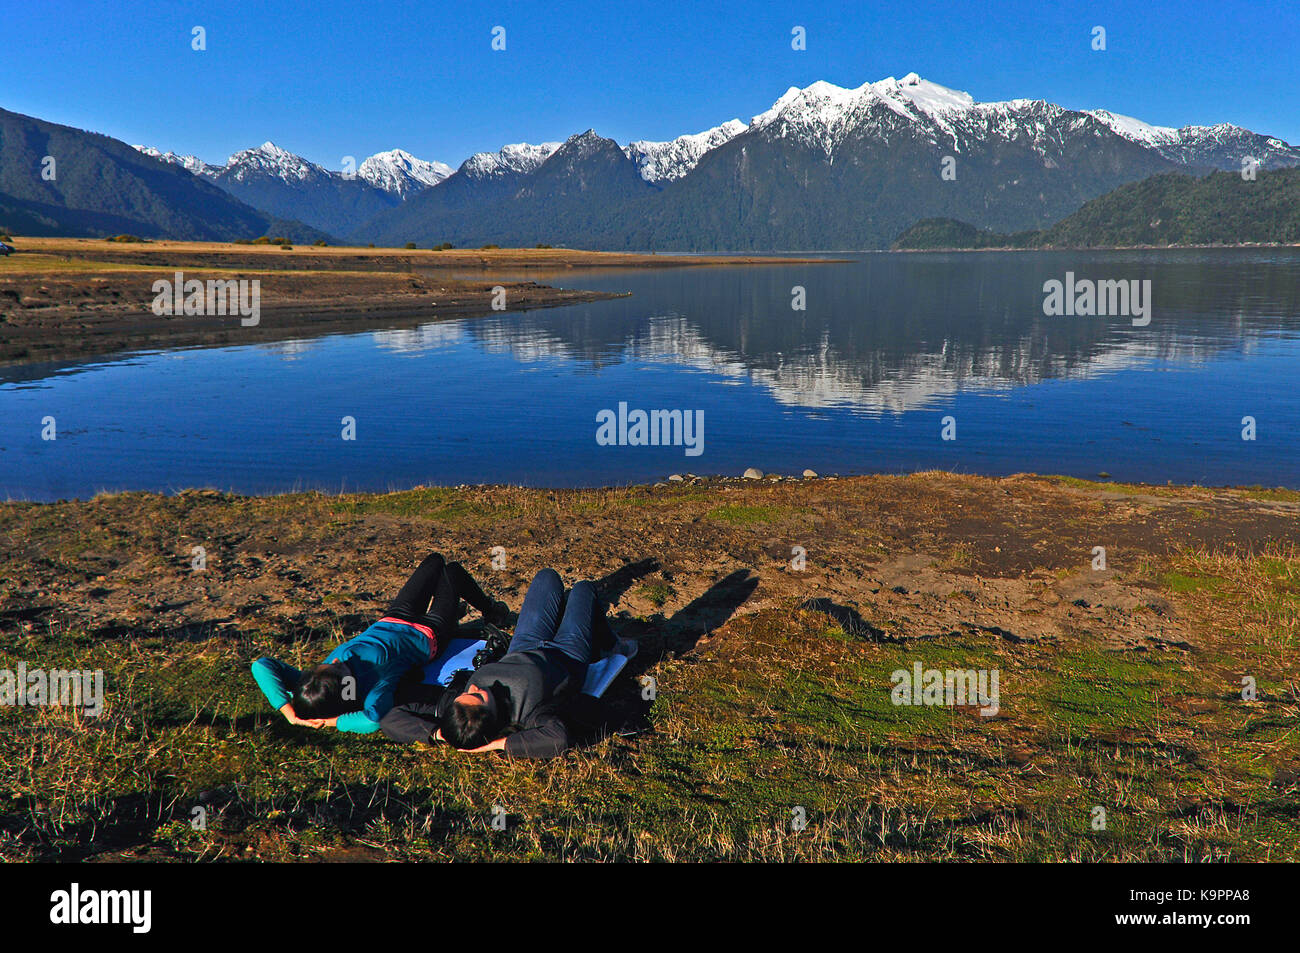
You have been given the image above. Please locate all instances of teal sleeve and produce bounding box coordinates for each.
[336,711,382,734]
[252,657,300,712]
[334,671,403,734]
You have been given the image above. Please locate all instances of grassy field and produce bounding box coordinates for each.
[0,473,1297,861]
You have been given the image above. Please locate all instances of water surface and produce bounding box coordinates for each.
[2,249,1297,500]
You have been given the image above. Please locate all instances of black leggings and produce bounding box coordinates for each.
[386,553,494,641]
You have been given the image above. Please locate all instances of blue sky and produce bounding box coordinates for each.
[5,0,1298,169]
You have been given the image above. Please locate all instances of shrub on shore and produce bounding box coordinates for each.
[432,242,454,251]
[105,234,146,243]
[404,241,418,249]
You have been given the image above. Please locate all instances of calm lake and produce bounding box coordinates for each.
[2,249,1298,501]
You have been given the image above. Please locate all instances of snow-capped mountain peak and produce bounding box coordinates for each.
[1087,111,1300,168]
[625,118,748,182]
[744,72,1300,166]
[461,141,563,179]
[1085,109,1179,146]
[224,141,323,183]
[357,149,453,197]
[886,72,976,117]
[747,73,984,157]
[132,144,221,178]
[748,80,883,158]
[751,80,864,132]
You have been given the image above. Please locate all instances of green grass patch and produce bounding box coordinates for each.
[331,488,523,521]
[1030,648,1185,734]
[1163,571,1227,594]
[1050,476,1160,496]
[706,504,785,526]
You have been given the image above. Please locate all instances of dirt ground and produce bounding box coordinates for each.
[3,471,1297,662]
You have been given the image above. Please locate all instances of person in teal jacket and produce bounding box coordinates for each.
[251,552,507,734]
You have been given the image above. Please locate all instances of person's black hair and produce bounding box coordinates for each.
[432,669,473,724]
[444,668,474,697]
[439,689,501,749]
[292,664,354,719]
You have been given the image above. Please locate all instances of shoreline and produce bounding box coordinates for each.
[0,238,844,366]
[6,468,1297,662]
[6,470,1300,506]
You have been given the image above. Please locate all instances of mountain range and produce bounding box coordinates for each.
[132,142,454,237]
[355,73,1300,250]
[5,73,1299,249]
[0,107,329,243]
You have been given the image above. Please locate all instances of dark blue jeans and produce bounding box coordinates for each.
[509,569,604,665]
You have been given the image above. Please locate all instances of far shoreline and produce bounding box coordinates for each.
[0,238,846,366]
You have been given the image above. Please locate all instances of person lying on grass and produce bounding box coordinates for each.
[251,552,508,734]
[411,567,615,759]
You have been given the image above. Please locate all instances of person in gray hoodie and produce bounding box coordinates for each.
[437,567,615,759]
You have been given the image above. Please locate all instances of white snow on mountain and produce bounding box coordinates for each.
[749,80,879,156]
[743,73,1300,168]
[461,141,562,179]
[747,73,989,157]
[625,119,748,182]
[1087,112,1300,167]
[1084,110,1179,147]
[357,149,453,197]
[138,141,456,194]
[222,141,324,183]
[131,75,1300,208]
[132,145,221,178]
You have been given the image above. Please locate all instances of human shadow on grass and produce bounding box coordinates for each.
[593,557,660,606]
[569,568,760,745]
[796,597,889,642]
[0,604,57,628]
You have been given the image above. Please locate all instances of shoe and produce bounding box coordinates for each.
[484,600,511,627]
